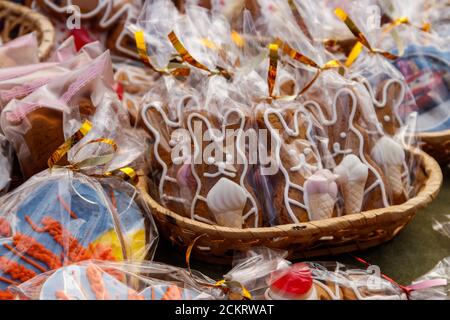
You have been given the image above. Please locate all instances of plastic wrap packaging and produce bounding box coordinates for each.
[297,2,424,202]
[433,214,450,239]
[421,1,450,39]
[114,63,160,125]
[0,168,157,297]
[134,0,424,230]
[224,248,406,300]
[0,134,13,195]
[0,33,40,68]
[373,0,450,133]
[31,0,142,59]
[264,260,407,300]
[409,257,450,300]
[0,50,119,179]
[0,38,104,110]
[7,258,216,300]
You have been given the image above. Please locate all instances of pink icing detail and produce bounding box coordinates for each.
[5,102,41,123]
[60,55,107,104]
[304,170,338,197]
[0,78,51,102]
[176,163,196,188]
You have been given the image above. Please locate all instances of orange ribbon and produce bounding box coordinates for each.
[335,8,398,67]
[168,31,232,80]
[134,30,190,76]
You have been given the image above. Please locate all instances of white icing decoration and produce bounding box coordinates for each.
[358,78,405,132]
[206,178,247,228]
[140,96,197,205]
[334,154,369,183]
[264,108,323,223]
[384,115,391,122]
[340,132,347,139]
[371,136,405,166]
[304,88,389,208]
[187,109,259,227]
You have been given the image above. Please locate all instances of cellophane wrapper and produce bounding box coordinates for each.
[133,0,425,230]
[376,0,450,133]
[0,168,158,300]
[409,257,450,300]
[0,38,104,110]
[224,248,406,300]
[11,259,216,300]
[0,33,40,68]
[0,133,12,195]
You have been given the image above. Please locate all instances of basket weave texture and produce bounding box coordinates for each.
[0,0,55,60]
[139,149,443,264]
[419,130,450,165]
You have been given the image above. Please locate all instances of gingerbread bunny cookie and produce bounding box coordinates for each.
[303,87,390,213]
[186,108,261,228]
[361,79,410,204]
[140,96,197,218]
[255,103,328,223]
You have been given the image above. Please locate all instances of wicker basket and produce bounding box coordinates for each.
[0,0,55,60]
[418,130,450,165]
[139,149,442,264]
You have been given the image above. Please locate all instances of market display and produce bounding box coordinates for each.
[0,0,447,301]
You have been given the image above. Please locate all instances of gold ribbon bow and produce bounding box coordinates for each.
[185,234,252,300]
[334,8,398,67]
[168,31,232,80]
[384,16,431,33]
[134,30,190,77]
[267,40,344,99]
[48,120,139,185]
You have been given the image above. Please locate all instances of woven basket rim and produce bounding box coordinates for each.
[0,0,55,60]
[140,148,443,236]
[417,129,450,139]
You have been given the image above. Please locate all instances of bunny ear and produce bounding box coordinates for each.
[380,79,405,111]
[333,87,358,121]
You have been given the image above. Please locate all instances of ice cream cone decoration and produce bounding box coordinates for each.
[206,178,247,228]
[304,170,338,221]
[371,136,406,203]
[334,155,369,214]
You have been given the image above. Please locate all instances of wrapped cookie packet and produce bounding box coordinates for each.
[0,47,159,299]
[133,0,423,230]
[224,248,447,300]
[9,259,215,300]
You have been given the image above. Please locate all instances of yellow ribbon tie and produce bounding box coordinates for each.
[276,40,344,94]
[335,8,398,67]
[267,42,280,98]
[134,30,190,77]
[48,120,92,168]
[48,121,139,185]
[168,31,232,80]
[384,16,431,33]
[231,31,245,48]
[185,234,252,300]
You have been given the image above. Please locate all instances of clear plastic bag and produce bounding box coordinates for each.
[0,39,104,110]
[409,257,449,300]
[0,168,158,299]
[33,0,141,59]
[11,258,215,300]
[0,134,12,195]
[134,0,424,230]
[265,260,406,300]
[0,51,117,179]
[223,248,406,300]
[0,33,40,68]
[374,0,450,133]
